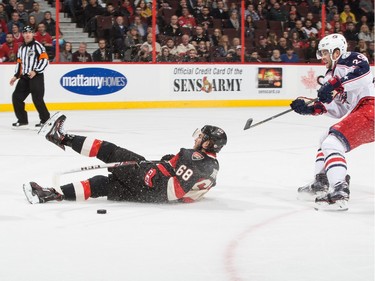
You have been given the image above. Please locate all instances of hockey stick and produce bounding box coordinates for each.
[243,98,318,130]
[52,160,154,188]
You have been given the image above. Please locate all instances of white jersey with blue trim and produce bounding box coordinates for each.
[322,51,374,119]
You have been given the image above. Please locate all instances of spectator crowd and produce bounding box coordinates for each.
[0,0,374,63]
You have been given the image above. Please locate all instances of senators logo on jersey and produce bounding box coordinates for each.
[192,152,204,160]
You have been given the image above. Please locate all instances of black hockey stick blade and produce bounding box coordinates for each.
[243,118,253,130]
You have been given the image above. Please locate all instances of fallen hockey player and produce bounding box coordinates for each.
[23,112,227,204]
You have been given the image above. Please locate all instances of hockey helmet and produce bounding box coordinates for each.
[194,125,227,153]
[316,33,347,61]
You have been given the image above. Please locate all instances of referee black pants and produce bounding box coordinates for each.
[12,74,50,124]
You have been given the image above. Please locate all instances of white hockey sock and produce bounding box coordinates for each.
[321,134,347,187]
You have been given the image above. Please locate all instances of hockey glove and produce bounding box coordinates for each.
[290,99,327,115]
[317,76,342,103]
[161,154,175,162]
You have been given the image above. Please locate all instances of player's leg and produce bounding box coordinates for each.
[23,175,113,204]
[39,112,146,163]
[29,75,50,125]
[11,78,30,126]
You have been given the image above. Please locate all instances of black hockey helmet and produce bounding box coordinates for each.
[196,125,227,153]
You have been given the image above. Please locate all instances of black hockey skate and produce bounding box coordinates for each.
[314,180,350,211]
[38,112,67,150]
[23,182,64,204]
[297,173,329,201]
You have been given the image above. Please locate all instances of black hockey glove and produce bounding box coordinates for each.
[317,76,342,103]
[290,99,327,115]
[160,154,175,162]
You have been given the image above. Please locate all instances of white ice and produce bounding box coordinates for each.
[0,108,373,281]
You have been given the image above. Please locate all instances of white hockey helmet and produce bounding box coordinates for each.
[316,33,347,61]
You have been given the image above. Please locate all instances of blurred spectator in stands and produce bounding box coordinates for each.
[124,26,144,61]
[305,12,318,28]
[182,48,200,62]
[213,34,231,58]
[7,12,24,32]
[358,0,374,25]
[344,22,359,41]
[226,46,239,62]
[29,2,44,25]
[193,0,205,18]
[256,35,272,58]
[0,33,18,62]
[0,3,9,23]
[20,0,35,14]
[256,3,267,21]
[281,46,299,63]
[176,34,195,56]
[16,3,28,24]
[26,15,38,33]
[5,0,17,19]
[245,15,254,39]
[141,32,161,53]
[356,15,370,32]
[285,11,298,31]
[34,22,54,60]
[0,17,8,34]
[196,6,213,28]
[164,38,178,56]
[340,5,357,24]
[288,5,301,19]
[163,15,183,37]
[64,0,80,23]
[303,19,318,39]
[120,0,134,18]
[178,7,197,29]
[103,3,120,17]
[342,15,355,31]
[270,49,282,62]
[248,50,262,62]
[41,12,58,39]
[72,42,93,62]
[111,16,127,59]
[84,0,105,38]
[191,25,210,48]
[231,37,240,49]
[228,1,239,16]
[210,28,222,46]
[289,20,308,40]
[305,39,318,62]
[310,0,321,15]
[92,39,112,62]
[134,44,152,62]
[276,37,290,54]
[211,1,229,20]
[130,15,147,38]
[329,13,341,29]
[196,40,210,61]
[354,39,368,54]
[225,10,240,30]
[0,25,5,44]
[137,0,152,24]
[330,21,344,34]
[267,32,278,49]
[130,5,148,24]
[55,41,73,62]
[244,4,260,21]
[11,23,24,47]
[157,45,176,62]
[290,31,304,49]
[268,2,287,22]
[358,24,373,42]
[366,41,374,63]
[326,4,338,22]
[316,19,332,33]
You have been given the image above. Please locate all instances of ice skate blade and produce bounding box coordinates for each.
[314,200,348,212]
[37,112,62,136]
[23,183,40,204]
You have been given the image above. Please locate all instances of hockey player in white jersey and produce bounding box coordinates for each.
[290,33,374,211]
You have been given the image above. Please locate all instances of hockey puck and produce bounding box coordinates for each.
[97,209,107,214]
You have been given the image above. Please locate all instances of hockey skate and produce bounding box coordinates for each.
[38,112,67,150]
[314,181,350,211]
[23,182,64,204]
[297,173,329,201]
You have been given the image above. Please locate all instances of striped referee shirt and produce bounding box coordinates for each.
[14,39,49,78]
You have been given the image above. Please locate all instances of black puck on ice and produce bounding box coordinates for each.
[97,209,107,214]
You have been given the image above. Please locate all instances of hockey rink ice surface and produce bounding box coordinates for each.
[0,108,373,281]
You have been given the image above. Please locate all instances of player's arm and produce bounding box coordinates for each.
[340,53,372,92]
[34,42,49,73]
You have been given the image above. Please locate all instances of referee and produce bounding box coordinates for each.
[9,25,50,128]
